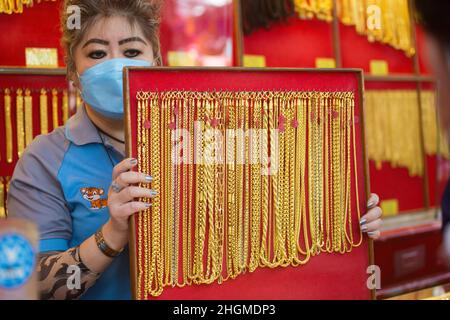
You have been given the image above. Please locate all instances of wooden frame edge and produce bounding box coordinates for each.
[233,0,244,67]
[123,68,139,300]
[125,66,365,74]
[0,67,67,76]
[357,70,376,300]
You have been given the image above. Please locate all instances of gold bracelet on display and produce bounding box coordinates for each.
[63,89,69,124]
[24,89,33,148]
[40,89,49,135]
[4,89,13,163]
[0,177,6,219]
[16,89,25,158]
[52,88,59,129]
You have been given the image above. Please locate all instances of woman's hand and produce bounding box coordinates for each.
[360,193,383,240]
[103,158,157,250]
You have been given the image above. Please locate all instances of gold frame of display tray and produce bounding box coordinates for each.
[123,67,374,300]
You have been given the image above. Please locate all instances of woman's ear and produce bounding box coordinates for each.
[154,55,162,66]
[70,70,82,93]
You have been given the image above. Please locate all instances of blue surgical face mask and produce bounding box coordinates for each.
[79,58,152,119]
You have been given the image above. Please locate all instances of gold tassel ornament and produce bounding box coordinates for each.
[336,0,415,57]
[40,88,48,135]
[16,88,25,158]
[420,91,450,159]
[24,88,34,147]
[0,0,56,15]
[294,0,334,22]
[0,177,5,219]
[52,88,59,129]
[365,90,423,175]
[365,89,447,176]
[5,176,10,217]
[4,88,13,163]
[62,89,69,124]
[292,0,416,57]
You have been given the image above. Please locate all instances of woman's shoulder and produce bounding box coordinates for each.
[28,126,69,155]
[14,126,70,177]
[7,126,73,236]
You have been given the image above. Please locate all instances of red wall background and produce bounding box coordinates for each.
[243,16,439,214]
[1,1,447,297]
[0,1,441,216]
[242,15,450,295]
[243,18,334,68]
[0,2,65,67]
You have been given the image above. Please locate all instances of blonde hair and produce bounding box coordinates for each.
[60,0,162,80]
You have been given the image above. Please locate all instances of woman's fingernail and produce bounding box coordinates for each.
[145,175,153,182]
[145,203,152,208]
[150,190,158,197]
[360,218,367,225]
[361,225,368,232]
[130,158,138,165]
[367,201,375,208]
[367,231,376,237]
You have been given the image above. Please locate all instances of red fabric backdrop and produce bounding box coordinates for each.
[0,2,64,67]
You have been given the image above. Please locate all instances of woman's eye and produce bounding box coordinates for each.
[124,49,142,58]
[88,51,106,59]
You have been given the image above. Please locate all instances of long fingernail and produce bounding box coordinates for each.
[367,201,375,208]
[130,158,138,165]
[360,218,367,226]
[150,190,158,197]
[367,231,376,237]
[145,175,153,182]
[361,225,368,232]
[145,203,152,208]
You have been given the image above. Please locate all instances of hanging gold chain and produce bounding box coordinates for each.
[134,90,362,297]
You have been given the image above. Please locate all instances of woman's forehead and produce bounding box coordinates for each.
[82,16,145,44]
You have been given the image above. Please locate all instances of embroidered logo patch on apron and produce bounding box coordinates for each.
[80,187,108,210]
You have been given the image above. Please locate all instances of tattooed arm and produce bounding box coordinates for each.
[38,247,99,300]
[37,221,128,300]
[9,155,154,300]
[35,157,158,300]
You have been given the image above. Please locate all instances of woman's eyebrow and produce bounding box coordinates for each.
[118,37,147,46]
[82,38,109,48]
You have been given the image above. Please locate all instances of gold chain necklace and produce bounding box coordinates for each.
[134,90,362,298]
